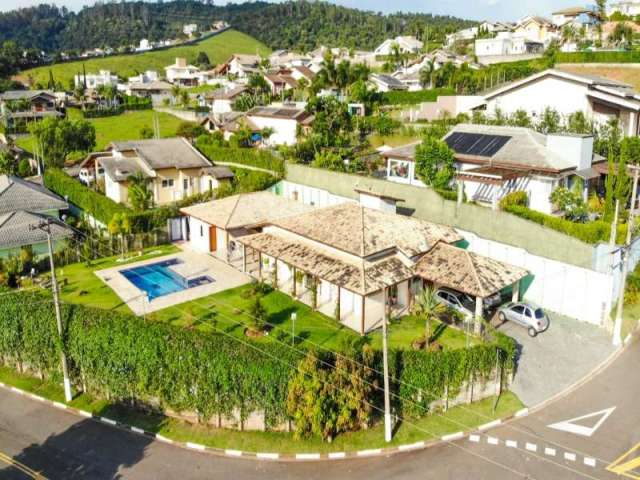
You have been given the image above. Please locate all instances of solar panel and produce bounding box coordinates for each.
[445,132,511,157]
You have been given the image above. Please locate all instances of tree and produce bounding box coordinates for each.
[108,213,130,259]
[419,60,435,89]
[17,158,32,177]
[610,22,633,47]
[127,172,153,212]
[595,0,607,44]
[0,151,16,175]
[176,121,206,139]
[47,69,55,90]
[567,111,593,134]
[412,287,447,348]
[139,125,154,139]
[414,136,455,189]
[28,118,96,168]
[303,96,352,154]
[536,107,561,134]
[510,109,532,128]
[550,185,588,222]
[195,51,211,68]
[311,151,345,171]
[247,295,267,333]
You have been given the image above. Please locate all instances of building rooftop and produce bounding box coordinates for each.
[109,138,212,171]
[0,210,73,250]
[180,191,315,230]
[273,202,461,258]
[0,90,56,101]
[0,175,68,216]
[246,106,312,122]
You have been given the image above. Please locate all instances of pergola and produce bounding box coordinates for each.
[415,242,529,333]
[455,166,529,210]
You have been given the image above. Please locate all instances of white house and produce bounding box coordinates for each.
[183,24,198,37]
[374,36,424,55]
[382,123,605,214]
[475,32,544,57]
[136,39,152,52]
[369,73,408,92]
[128,70,159,84]
[164,58,200,87]
[74,70,118,89]
[94,138,233,206]
[217,54,261,79]
[203,85,248,116]
[551,6,598,27]
[244,106,314,146]
[484,69,640,137]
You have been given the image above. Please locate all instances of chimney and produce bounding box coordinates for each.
[176,57,187,68]
[546,133,593,171]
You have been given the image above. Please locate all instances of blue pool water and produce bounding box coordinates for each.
[120,259,214,301]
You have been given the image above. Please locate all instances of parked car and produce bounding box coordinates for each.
[497,302,550,337]
[462,292,501,310]
[435,288,475,319]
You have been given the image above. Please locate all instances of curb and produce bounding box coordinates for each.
[0,334,635,463]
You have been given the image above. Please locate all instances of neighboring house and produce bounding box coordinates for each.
[203,85,248,115]
[551,6,598,27]
[136,39,152,52]
[445,22,513,46]
[164,58,200,87]
[483,69,640,137]
[369,73,408,92]
[382,123,605,214]
[183,24,198,37]
[0,90,64,131]
[74,70,118,89]
[126,81,173,104]
[264,72,298,96]
[244,106,314,146]
[268,50,311,68]
[216,54,261,79]
[127,70,159,84]
[0,175,72,257]
[374,36,424,55]
[475,32,544,57]
[95,138,233,206]
[289,65,316,83]
[607,0,640,16]
[200,111,260,141]
[514,15,557,44]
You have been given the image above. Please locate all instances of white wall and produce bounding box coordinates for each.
[247,116,299,146]
[104,175,124,204]
[486,76,592,119]
[189,217,211,254]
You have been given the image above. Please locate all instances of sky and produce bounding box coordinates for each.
[0,0,595,22]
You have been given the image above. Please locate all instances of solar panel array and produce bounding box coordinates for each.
[445,132,511,157]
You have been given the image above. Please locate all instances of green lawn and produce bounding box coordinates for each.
[18,30,270,87]
[0,365,523,454]
[16,107,185,153]
[56,249,476,351]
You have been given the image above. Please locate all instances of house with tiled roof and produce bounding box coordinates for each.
[0,175,73,257]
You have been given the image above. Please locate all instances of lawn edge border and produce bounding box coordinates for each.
[0,332,634,463]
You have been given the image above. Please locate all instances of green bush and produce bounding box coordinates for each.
[499,191,528,210]
[44,168,129,225]
[381,88,455,105]
[557,51,640,63]
[196,138,285,176]
[504,204,611,244]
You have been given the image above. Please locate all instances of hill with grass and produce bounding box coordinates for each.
[19,29,270,88]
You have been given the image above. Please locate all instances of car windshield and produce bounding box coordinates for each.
[534,308,545,319]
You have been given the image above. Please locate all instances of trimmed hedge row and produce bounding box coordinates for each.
[44,168,129,226]
[382,88,456,106]
[558,51,640,64]
[196,140,286,175]
[0,290,516,427]
[503,204,618,244]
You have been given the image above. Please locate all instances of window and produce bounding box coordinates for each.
[200,225,203,236]
[512,305,525,315]
[524,308,533,318]
[183,179,189,190]
[389,159,410,179]
[161,179,174,188]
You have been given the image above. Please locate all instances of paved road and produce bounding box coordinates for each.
[1,339,638,480]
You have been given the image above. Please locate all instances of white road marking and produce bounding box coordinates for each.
[399,441,425,451]
[506,440,518,448]
[186,442,205,451]
[479,420,501,431]
[357,449,382,456]
[525,443,537,452]
[564,452,577,462]
[544,447,556,456]
[441,432,464,442]
[131,426,145,434]
[547,407,616,437]
[328,452,346,459]
[225,449,242,457]
[256,452,279,460]
[515,408,529,417]
[584,457,596,467]
[295,453,321,460]
[487,437,499,445]
[469,435,480,443]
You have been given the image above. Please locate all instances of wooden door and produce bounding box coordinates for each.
[209,226,217,252]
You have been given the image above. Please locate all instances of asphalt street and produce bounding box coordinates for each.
[0,338,638,480]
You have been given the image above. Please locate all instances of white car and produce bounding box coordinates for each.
[497,302,550,337]
[435,288,475,319]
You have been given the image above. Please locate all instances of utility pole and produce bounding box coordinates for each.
[382,286,392,442]
[30,218,73,402]
[613,166,640,346]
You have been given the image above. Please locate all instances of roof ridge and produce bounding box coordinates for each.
[463,247,487,298]
[360,204,367,293]
[224,194,243,229]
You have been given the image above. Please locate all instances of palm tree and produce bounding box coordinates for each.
[171,85,182,106]
[127,172,153,211]
[419,60,435,89]
[412,287,447,349]
[108,213,131,260]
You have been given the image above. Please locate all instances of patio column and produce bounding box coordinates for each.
[258,252,262,280]
[292,267,297,296]
[360,295,366,336]
[273,258,278,289]
[457,181,463,207]
[474,296,483,335]
[512,280,520,303]
[335,286,341,322]
[491,187,499,211]
[242,243,246,273]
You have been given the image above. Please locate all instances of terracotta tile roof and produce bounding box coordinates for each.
[273,202,461,258]
[415,242,528,298]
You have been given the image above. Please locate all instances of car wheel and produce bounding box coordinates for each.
[528,327,537,337]
[498,312,506,322]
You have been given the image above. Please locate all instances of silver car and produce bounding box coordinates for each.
[435,288,475,319]
[497,302,550,337]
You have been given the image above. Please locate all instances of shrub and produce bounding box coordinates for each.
[195,139,285,176]
[381,88,455,105]
[499,191,528,209]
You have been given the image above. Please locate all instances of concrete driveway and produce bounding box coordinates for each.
[496,314,615,407]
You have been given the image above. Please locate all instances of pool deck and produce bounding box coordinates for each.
[94,250,251,315]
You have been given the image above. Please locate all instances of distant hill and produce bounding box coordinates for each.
[0,1,475,54]
[18,29,270,88]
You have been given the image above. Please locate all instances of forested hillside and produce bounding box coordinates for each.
[0,0,475,54]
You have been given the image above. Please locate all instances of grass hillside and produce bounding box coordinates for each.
[18,29,270,87]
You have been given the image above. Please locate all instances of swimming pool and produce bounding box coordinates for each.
[120,258,214,301]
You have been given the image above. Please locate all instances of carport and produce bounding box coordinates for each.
[415,242,529,333]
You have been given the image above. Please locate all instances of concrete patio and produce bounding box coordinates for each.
[95,250,251,315]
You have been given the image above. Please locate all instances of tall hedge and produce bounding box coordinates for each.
[44,168,130,225]
[0,290,516,426]
[381,88,455,106]
[195,141,285,175]
[557,51,640,64]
